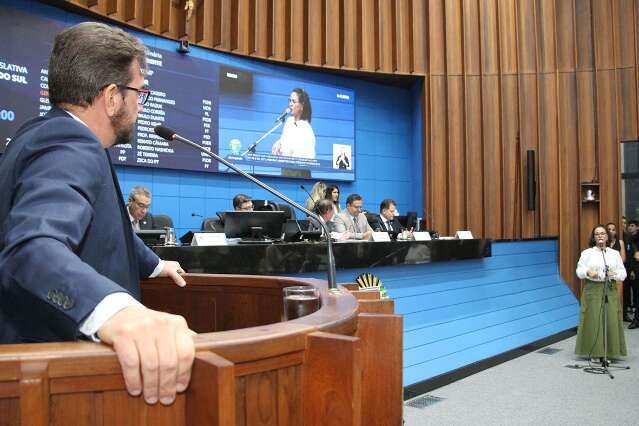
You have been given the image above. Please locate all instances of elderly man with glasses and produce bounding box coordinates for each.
[127,186,157,230]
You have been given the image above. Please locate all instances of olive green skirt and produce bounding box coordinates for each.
[575,280,627,358]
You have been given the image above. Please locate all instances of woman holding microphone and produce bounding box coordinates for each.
[575,225,627,361]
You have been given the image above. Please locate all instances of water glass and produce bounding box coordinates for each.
[283,286,320,320]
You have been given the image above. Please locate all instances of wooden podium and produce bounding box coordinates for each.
[0,274,402,425]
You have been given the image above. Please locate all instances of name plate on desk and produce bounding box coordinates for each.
[191,232,227,246]
[412,231,431,241]
[371,232,391,242]
[455,230,474,240]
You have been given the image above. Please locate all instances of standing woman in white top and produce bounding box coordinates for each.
[272,88,316,159]
[575,225,627,360]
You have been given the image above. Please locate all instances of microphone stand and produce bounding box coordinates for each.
[240,120,284,158]
[568,246,629,378]
[155,126,338,290]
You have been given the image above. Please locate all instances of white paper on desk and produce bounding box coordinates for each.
[191,232,227,246]
[413,231,431,241]
[372,232,391,242]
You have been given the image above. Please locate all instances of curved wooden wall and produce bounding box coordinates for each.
[56,0,639,294]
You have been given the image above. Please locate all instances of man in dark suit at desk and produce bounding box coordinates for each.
[333,193,373,241]
[373,199,403,233]
[0,22,194,407]
[127,186,156,230]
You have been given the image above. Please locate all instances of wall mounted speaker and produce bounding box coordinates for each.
[527,150,536,210]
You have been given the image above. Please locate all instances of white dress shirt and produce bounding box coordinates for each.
[576,246,627,282]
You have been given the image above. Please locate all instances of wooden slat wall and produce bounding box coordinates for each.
[60,0,639,295]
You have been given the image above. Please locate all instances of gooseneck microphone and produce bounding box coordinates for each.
[276,107,291,123]
[191,213,203,218]
[300,185,314,201]
[154,125,337,289]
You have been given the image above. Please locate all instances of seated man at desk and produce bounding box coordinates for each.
[373,199,403,233]
[315,199,348,241]
[127,186,158,230]
[233,194,254,211]
[333,194,373,241]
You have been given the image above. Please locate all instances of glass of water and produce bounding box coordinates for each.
[283,285,320,320]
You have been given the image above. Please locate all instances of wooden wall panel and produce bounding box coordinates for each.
[462,0,481,75]
[575,0,594,70]
[537,74,559,235]
[465,76,484,236]
[536,0,557,72]
[558,72,581,295]
[517,0,538,74]
[555,0,576,72]
[396,0,412,73]
[447,77,466,231]
[592,0,615,69]
[430,76,449,233]
[479,0,499,75]
[596,70,620,224]
[429,0,446,75]
[445,0,463,75]
[498,0,518,74]
[614,0,636,68]
[518,74,540,238]
[482,76,502,237]
[58,0,639,293]
[500,76,520,239]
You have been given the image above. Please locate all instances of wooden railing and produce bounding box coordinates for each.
[0,274,402,425]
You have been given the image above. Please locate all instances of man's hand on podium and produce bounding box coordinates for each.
[97,306,196,405]
[159,260,187,287]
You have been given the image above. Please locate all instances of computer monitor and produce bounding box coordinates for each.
[283,219,323,242]
[135,229,166,247]
[222,211,287,241]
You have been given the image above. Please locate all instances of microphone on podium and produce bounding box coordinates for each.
[154,125,337,290]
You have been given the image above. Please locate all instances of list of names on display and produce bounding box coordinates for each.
[110,48,219,172]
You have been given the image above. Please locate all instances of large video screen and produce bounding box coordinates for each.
[0,1,356,181]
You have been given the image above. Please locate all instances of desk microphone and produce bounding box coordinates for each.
[191,213,203,218]
[155,125,337,289]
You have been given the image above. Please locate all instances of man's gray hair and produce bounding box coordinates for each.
[48,22,147,107]
[128,186,151,203]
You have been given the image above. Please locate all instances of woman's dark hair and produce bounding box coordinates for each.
[292,88,312,122]
[324,185,340,202]
[588,224,607,247]
[48,22,147,107]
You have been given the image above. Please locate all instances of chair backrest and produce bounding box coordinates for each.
[252,199,278,211]
[201,217,224,232]
[365,212,378,227]
[276,203,296,220]
[153,214,174,228]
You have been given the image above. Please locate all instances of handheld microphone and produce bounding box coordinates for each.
[154,125,337,289]
[276,107,291,123]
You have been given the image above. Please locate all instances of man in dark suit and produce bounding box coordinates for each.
[0,22,193,406]
[127,186,157,230]
[373,199,403,234]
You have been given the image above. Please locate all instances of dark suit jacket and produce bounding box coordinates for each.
[139,213,157,230]
[373,215,403,233]
[0,107,159,343]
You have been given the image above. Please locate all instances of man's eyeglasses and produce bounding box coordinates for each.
[118,85,151,105]
[135,201,151,210]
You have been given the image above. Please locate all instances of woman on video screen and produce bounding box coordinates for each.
[272,88,316,159]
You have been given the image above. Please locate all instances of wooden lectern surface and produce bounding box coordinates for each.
[0,274,403,426]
